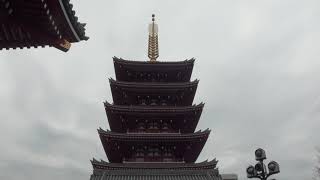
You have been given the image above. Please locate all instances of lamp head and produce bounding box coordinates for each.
[268,161,280,175]
[247,165,257,178]
[255,148,266,161]
[255,162,264,173]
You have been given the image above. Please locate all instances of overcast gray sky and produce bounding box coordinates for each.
[1,0,320,180]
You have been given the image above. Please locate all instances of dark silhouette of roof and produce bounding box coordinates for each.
[0,0,88,52]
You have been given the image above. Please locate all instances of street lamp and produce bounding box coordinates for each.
[246,148,280,180]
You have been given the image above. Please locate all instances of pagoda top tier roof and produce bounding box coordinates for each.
[113,57,195,82]
[113,57,195,65]
[0,0,88,52]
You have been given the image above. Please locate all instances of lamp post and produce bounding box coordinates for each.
[246,148,280,180]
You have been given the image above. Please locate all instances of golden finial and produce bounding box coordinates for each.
[148,14,159,62]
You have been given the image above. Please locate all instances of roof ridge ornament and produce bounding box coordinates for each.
[148,14,159,62]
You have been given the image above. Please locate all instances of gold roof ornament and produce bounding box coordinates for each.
[53,39,71,52]
[148,14,159,62]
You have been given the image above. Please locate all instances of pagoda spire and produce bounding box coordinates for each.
[148,14,159,62]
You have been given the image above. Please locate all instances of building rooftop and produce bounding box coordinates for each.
[0,0,88,51]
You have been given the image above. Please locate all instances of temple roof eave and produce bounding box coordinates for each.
[104,102,204,113]
[57,0,89,42]
[0,0,88,52]
[109,78,199,89]
[113,57,195,66]
[91,158,218,170]
[113,57,195,82]
[98,128,211,141]
[104,103,204,133]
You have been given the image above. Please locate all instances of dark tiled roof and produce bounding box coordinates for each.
[104,102,204,112]
[90,161,222,180]
[113,57,195,65]
[109,79,199,106]
[98,128,210,141]
[113,57,195,82]
[59,0,89,41]
[0,0,88,51]
[91,172,221,180]
[109,78,199,88]
[98,129,210,163]
[91,159,218,170]
[104,103,204,133]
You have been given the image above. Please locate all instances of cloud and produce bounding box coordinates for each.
[1,0,320,180]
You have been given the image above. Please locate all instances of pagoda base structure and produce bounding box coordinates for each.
[90,159,222,180]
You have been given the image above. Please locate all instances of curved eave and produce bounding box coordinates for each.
[109,78,199,89]
[0,22,57,50]
[0,0,88,52]
[113,57,194,82]
[109,79,198,106]
[98,128,210,141]
[0,43,53,51]
[113,57,195,66]
[57,0,89,42]
[91,158,218,170]
[99,128,210,163]
[104,103,204,133]
[104,102,204,113]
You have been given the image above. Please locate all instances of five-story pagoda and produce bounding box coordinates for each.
[90,15,222,180]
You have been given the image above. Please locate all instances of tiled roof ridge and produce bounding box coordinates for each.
[59,0,89,41]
